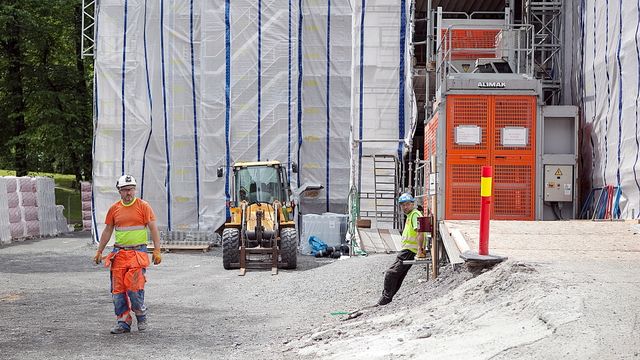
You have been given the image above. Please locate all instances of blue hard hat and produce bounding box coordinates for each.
[398,193,415,203]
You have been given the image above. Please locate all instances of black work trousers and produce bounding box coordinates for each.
[380,249,415,304]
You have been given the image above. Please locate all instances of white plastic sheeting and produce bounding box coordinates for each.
[93,0,302,241]
[299,0,352,214]
[92,0,413,239]
[350,0,414,191]
[578,0,640,218]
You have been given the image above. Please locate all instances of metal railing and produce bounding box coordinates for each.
[435,24,535,93]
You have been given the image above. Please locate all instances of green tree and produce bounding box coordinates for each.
[0,0,93,182]
[0,0,28,176]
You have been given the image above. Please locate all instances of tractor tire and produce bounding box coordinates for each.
[222,228,240,270]
[280,228,297,269]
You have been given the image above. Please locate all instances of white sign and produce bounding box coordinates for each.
[428,173,437,195]
[478,81,506,88]
[501,127,528,147]
[455,125,481,145]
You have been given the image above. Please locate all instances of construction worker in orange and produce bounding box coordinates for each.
[377,193,426,306]
[93,174,162,334]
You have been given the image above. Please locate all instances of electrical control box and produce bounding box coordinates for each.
[544,165,573,202]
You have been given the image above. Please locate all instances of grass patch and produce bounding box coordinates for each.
[0,170,82,224]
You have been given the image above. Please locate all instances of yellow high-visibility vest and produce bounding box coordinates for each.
[401,209,422,253]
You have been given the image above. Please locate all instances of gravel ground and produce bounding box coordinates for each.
[288,220,640,359]
[3,220,639,359]
[0,232,436,360]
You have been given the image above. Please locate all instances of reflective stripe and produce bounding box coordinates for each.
[481,177,492,197]
[115,228,148,246]
[401,209,421,253]
[115,225,146,231]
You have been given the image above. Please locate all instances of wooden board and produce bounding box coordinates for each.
[438,222,464,265]
[378,229,403,252]
[357,228,391,254]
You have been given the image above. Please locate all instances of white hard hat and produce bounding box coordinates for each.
[116,174,137,189]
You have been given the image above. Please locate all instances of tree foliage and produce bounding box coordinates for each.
[0,0,92,182]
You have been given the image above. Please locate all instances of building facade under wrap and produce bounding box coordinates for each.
[91,0,414,240]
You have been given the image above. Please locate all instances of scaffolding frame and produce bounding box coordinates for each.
[524,0,563,105]
[81,0,96,58]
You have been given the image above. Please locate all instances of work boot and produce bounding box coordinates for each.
[377,296,392,306]
[110,324,131,334]
[137,319,148,331]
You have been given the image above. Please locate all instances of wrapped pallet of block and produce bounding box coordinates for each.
[19,177,39,238]
[81,181,92,231]
[0,178,11,245]
[6,177,25,240]
[35,177,58,237]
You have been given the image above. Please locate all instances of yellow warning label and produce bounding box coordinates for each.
[554,168,563,176]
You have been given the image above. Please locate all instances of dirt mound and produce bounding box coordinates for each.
[287,261,582,359]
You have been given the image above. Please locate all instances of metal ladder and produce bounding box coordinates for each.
[372,155,399,229]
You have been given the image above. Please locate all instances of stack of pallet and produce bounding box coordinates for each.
[0,178,11,244]
[0,176,61,245]
[80,181,92,231]
[6,177,26,240]
[19,177,40,237]
[35,177,58,237]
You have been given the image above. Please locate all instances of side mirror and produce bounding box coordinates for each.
[217,167,223,178]
[291,162,298,173]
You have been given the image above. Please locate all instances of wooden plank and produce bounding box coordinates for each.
[377,229,398,252]
[388,229,403,251]
[438,222,464,265]
[450,229,471,253]
[357,228,389,254]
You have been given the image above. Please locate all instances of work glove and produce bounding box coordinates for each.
[93,250,103,265]
[152,248,162,265]
[416,248,427,259]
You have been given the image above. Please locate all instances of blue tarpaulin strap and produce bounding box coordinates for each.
[258,0,263,161]
[358,0,365,191]
[590,0,597,188]
[91,5,101,244]
[325,0,331,213]
[615,0,623,187]
[141,0,154,199]
[634,0,640,212]
[603,0,611,186]
[297,0,303,187]
[121,0,128,175]
[288,0,292,182]
[160,0,172,230]
[225,0,231,204]
[190,0,201,229]
[398,0,406,161]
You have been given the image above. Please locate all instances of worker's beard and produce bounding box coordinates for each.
[122,195,134,204]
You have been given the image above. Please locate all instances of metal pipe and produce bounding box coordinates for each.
[425,0,432,119]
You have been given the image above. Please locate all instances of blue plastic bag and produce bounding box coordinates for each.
[309,236,328,256]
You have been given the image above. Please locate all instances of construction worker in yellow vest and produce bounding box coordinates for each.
[377,192,426,306]
[93,174,162,334]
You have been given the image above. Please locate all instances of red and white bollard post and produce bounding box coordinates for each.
[460,165,507,266]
